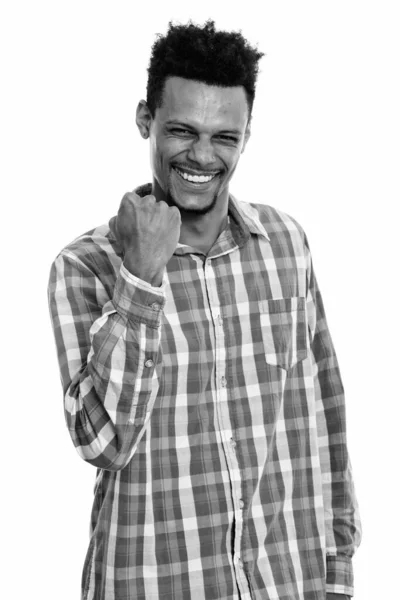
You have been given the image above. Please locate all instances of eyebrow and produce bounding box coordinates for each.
[164,120,242,135]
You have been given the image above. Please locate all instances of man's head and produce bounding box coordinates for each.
[136,20,264,216]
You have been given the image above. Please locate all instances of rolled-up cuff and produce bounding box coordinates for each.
[113,264,166,328]
[326,554,354,597]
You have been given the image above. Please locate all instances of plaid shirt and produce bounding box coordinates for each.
[48,183,361,600]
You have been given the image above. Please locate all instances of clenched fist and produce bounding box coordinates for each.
[109,191,181,287]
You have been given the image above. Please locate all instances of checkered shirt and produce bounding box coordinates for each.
[48,183,361,600]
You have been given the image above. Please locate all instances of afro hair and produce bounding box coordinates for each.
[146,19,265,119]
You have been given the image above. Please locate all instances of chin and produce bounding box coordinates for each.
[167,190,219,216]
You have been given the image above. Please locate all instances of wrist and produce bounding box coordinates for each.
[123,258,163,287]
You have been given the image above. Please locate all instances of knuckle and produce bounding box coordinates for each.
[121,192,132,203]
[170,206,181,218]
[120,198,131,213]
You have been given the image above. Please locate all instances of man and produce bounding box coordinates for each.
[48,19,361,600]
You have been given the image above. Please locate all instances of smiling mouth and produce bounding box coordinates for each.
[172,166,220,185]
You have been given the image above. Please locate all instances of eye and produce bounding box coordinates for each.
[171,128,193,136]
[216,135,239,143]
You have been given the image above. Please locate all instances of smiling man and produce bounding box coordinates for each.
[48,20,361,600]
[138,71,252,256]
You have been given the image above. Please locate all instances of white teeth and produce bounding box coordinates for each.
[174,168,217,183]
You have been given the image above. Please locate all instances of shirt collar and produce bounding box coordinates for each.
[228,192,270,243]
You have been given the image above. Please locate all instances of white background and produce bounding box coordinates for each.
[1,1,399,598]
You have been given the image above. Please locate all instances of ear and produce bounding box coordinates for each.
[241,121,251,154]
[136,100,153,139]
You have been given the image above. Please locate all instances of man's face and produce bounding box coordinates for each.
[137,76,251,216]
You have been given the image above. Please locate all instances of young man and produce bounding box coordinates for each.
[48,20,361,600]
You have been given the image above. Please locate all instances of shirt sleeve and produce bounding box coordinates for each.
[304,235,362,597]
[47,250,166,471]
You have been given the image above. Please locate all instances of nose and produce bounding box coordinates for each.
[187,135,216,167]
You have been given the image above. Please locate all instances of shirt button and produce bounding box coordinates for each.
[149,302,160,311]
[239,499,245,509]
[144,359,154,368]
[237,558,243,568]
[230,438,237,448]
[221,376,227,387]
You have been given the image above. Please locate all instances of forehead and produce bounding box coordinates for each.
[157,76,249,130]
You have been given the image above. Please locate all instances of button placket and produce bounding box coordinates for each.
[204,255,250,594]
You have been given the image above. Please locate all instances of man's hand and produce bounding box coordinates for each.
[109,191,181,287]
[326,594,351,600]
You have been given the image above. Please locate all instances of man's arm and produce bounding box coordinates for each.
[48,190,181,471]
[48,251,165,471]
[305,234,362,598]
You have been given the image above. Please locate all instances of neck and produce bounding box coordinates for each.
[152,179,230,254]
[180,212,229,255]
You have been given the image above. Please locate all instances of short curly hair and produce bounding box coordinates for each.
[146,19,264,120]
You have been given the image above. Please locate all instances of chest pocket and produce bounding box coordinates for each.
[258,297,308,370]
